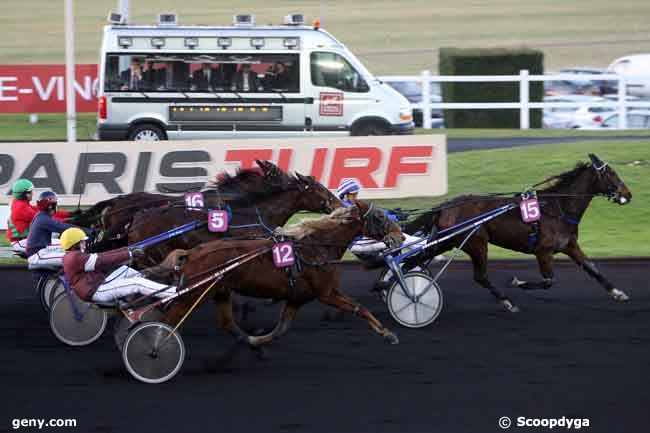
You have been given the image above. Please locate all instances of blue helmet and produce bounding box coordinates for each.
[37,191,58,211]
[336,179,361,199]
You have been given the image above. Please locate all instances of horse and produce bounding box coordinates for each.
[127,162,341,267]
[403,153,632,312]
[156,201,404,353]
[66,160,292,245]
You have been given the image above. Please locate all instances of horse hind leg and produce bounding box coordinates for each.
[247,301,301,347]
[464,240,520,313]
[511,251,556,291]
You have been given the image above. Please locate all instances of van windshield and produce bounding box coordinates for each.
[104,53,300,93]
[310,52,369,93]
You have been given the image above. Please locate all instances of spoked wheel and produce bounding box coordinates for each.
[49,293,109,346]
[386,271,443,328]
[113,309,165,352]
[39,275,63,312]
[122,322,185,384]
[378,265,428,304]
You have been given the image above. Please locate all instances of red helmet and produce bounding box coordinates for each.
[37,191,58,211]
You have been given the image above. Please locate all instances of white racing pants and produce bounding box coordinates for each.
[11,239,28,255]
[27,239,64,270]
[91,265,177,303]
[350,233,425,254]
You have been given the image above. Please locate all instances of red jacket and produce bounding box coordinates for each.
[63,247,131,301]
[6,199,70,243]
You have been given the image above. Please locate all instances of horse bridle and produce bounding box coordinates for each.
[295,177,338,213]
[592,161,625,202]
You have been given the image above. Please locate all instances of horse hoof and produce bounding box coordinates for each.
[610,289,630,302]
[510,277,523,288]
[384,332,399,345]
[500,299,520,313]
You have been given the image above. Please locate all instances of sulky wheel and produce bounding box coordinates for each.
[378,265,428,304]
[113,309,165,352]
[386,271,443,328]
[40,275,64,312]
[49,292,108,346]
[122,321,185,384]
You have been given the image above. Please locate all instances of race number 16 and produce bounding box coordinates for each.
[208,210,229,232]
[272,242,295,268]
[520,198,541,223]
[184,192,204,209]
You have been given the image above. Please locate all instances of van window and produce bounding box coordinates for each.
[104,53,300,93]
[310,52,369,93]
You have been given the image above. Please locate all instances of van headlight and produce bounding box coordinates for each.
[399,107,413,122]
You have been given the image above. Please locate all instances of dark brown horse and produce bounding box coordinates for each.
[158,201,404,350]
[404,154,632,312]
[127,163,341,267]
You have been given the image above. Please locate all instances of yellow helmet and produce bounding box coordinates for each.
[60,228,88,251]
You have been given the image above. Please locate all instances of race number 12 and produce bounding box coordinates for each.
[520,198,541,223]
[272,242,295,268]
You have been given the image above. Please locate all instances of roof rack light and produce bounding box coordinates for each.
[283,13,304,26]
[107,11,126,25]
[233,14,255,27]
[118,36,133,48]
[151,37,166,48]
[217,37,232,49]
[184,37,199,49]
[158,12,178,26]
[250,37,265,49]
[283,37,299,49]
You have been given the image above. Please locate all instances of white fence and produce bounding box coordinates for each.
[378,70,650,129]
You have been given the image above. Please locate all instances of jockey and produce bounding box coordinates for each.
[336,179,426,255]
[60,228,176,303]
[7,179,71,256]
[25,191,84,269]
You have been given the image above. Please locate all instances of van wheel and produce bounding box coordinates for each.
[353,121,390,136]
[128,124,166,141]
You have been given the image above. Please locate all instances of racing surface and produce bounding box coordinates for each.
[1,259,648,433]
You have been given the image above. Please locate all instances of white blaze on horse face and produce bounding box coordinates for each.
[619,197,628,205]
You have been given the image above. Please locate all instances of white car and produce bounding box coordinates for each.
[607,54,650,98]
[591,110,650,129]
[543,95,613,129]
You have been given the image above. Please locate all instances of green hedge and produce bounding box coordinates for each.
[439,48,544,128]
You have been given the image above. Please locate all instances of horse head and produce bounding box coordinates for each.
[292,172,342,214]
[588,153,632,205]
[356,200,404,249]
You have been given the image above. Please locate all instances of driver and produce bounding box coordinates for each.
[336,179,426,255]
[60,228,177,303]
[25,191,86,269]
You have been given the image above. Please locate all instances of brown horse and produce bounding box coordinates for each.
[157,201,404,350]
[404,154,632,312]
[127,163,341,267]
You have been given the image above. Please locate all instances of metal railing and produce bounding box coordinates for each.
[378,70,650,129]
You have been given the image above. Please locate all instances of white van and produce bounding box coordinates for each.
[607,54,650,98]
[97,13,413,141]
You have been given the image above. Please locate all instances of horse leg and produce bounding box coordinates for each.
[246,302,302,347]
[213,292,252,343]
[319,290,399,345]
[463,241,519,313]
[511,251,557,290]
[563,240,629,302]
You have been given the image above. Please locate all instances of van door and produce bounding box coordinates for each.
[306,51,373,134]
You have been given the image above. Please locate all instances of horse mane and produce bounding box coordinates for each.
[275,207,353,239]
[204,168,291,203]
[535,162,591,193]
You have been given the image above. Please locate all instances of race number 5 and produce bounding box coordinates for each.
[520,198,541,223]
[184,192,204,209]
[272,242,295,268]
[208,210,229,232]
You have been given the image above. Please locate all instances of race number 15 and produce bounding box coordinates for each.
[208,210,229,232]
[520,198,541,223]
[272,242,295,268]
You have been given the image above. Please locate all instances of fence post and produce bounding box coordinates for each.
[421,70,432,129]
[519,69,530,130]
[617,75,627,129]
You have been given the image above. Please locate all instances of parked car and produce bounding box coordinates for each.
[544,74,597,96]
[607,54,650,97]
[543,95,612,129]
[386,81,443,127]
[559,67,618,95]
[588,110,650,129]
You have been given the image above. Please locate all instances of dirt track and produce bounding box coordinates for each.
[0,260,648,433]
